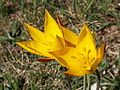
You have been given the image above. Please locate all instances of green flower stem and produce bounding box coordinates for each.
[87,75,91,90]
[64,67,72,90]
[83,75,87,90]
[66,75,72,90]
[96,70,100,90]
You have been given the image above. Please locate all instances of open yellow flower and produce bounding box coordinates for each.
[16,10,78,62]
[50,24,105,76]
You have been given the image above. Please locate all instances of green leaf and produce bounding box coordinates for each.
[73,0,79,13]
[11,20,18,36]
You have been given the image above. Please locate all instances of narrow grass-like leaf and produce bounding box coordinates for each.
[11,20,18,36]
[73,0,79,13]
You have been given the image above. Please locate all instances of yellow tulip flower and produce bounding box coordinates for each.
[16,10,78,62]
[50,24,105,76]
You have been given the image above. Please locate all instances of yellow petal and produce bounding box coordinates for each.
[91,58,99,73]
[91,43,105,73]
[16,41,41,55]
[44,10,63,41]
[16,41,52,57]
[50,47,71,68]
[24,23,45,41]
[77,24,97,60]
[97,43,105,63]
[57,17,78,46]
[64,68,92,76]
[46,36,65,52]
[54,36,65,49]
[50,47,89,69]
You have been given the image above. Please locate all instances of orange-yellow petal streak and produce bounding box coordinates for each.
[57,17,78,46]
[97,43,105,63]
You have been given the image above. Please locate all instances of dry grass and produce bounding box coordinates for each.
[0,0,120,89]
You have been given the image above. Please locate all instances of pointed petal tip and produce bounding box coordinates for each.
[45,9,48,12]
[45,9,49,15]
[24,22,29,26]
[101,42,106,53]
[84,23,87,26]
[97,42,106,63]
[24,23,31,29]
[16,41,27,48]
[16,42,21,45]
[99,43,106,52]
[16,41,27,46]
[102,42,106,47]
[83,23,89,28]
[82,23,87,27]
[24,22,27,25]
